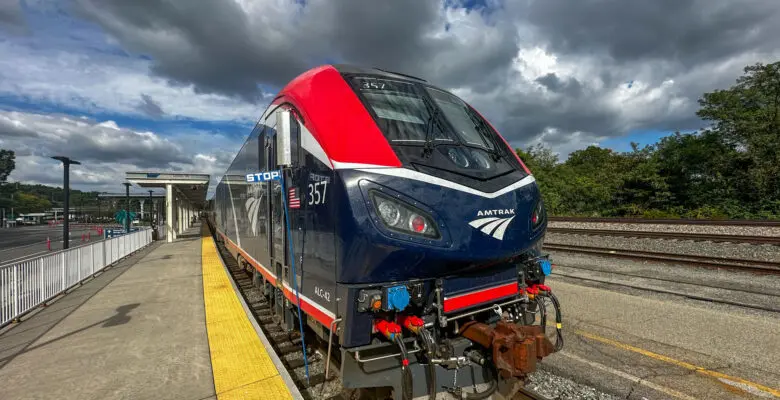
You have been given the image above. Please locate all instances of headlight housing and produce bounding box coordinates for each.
[531,199,546,229]
[369,190,441,239]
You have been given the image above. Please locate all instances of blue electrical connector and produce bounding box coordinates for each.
[385,285,410,311]
[539,259,552,276]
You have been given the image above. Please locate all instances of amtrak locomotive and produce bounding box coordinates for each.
[210,64,562,399]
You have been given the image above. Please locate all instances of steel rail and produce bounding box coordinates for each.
[543,243,780,274]
[549,216,780,226]
[547,227,780,245]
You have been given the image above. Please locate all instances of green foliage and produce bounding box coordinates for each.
[520,61,780,220]
[12,192,52,214]
[0,149,15,184]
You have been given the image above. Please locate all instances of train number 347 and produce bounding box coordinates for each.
[308,181,328,205]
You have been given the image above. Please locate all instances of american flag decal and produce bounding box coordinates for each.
[288,187,301,208]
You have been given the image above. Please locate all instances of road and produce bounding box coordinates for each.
[0,225,104,265]
[538,251,780,400]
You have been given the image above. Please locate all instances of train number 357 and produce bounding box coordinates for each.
[308,181,328,205]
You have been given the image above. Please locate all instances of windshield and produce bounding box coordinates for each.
[350,76,451,143]
[425,87,495,150]
[348,74,520,179]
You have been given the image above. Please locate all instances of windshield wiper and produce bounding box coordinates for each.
[421,98,440,158]
[466,109,503,162]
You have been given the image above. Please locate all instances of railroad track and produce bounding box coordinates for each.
[551,263,780,313]
[515,388,550,400]
[547,227,780,246]
[542,243,780,274]
[548,217,780,226]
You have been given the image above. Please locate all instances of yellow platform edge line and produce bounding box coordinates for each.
[202,235,294,400]
[575,329,780,398]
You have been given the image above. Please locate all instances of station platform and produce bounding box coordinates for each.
[0,223,302,400]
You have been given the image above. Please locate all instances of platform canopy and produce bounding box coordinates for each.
[126,172,210,208]
[97,192,166,199]
[126,171,211,242]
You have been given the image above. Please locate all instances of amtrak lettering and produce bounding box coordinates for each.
[476,209,515,217]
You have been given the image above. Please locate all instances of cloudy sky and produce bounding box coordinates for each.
[1,0,779,197]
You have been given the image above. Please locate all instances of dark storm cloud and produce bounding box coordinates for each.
[72,0,307,102]
[71,0,519,100]
[0,0,26,33]
[137,94,165,118]
[526,0,780,66]
[62,0,780,156]
[535,73,583,97]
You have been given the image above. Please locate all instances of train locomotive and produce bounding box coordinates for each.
[210,64,562,399]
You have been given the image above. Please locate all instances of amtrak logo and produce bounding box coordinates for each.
[244,184,266,236]
[468,209,516,240]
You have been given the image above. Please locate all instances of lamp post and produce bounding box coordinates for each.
[148,190,154,226]
[122,182,131,232]
[51,156,81,249]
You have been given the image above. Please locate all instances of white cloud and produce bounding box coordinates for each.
[0,109,244,195]
[0,41,264,123]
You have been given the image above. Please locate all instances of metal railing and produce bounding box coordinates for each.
[0,228,154,328]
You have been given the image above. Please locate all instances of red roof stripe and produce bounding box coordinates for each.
[279,65,402,168]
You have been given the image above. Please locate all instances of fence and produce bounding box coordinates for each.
[0,228,154,328]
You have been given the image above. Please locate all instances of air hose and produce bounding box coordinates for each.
[538,286,563,351]
[280,176,311,385]
[394,334,414,400]
[545,291,564,351]
[419,329,437,400]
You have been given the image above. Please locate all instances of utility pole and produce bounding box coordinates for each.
[123,182,131,232]
[52,156,81,249]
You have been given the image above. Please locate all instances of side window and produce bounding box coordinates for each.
[257,126,266,171]
[289,112,301,166]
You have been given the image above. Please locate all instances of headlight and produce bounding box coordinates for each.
[531,199,546,228]
[370,190,440,238]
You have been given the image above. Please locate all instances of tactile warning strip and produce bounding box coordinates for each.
[202,236,294,400]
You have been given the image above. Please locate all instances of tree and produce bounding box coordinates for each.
[696,61,780,211]
[0,149,15,184]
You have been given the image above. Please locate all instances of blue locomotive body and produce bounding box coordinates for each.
[211,64,560,399]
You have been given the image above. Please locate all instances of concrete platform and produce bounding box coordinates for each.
[538,277,780,400]
[0,223,299,400]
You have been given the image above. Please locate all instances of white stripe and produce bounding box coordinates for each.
[332,161,395,170]
[468,217,500,229]
[300,123,333,168]
[559,352,698,400]
[282,282,337,318]
[480,218,508,236]
[491,216,515,240]
[356,168,536,199]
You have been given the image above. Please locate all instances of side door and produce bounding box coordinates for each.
[266,115,288,284]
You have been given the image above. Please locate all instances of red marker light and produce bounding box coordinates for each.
[410,215,426,233]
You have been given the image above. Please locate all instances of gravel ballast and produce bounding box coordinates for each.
[525,369,621,400]
[545,232,780,263]
[549,221,780,237]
